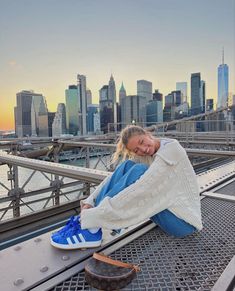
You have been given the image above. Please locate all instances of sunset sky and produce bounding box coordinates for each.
[0,0,234,130]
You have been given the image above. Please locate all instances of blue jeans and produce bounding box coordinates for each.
[95,160,196,238]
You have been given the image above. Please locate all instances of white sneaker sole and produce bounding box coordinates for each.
[50,238,102,250]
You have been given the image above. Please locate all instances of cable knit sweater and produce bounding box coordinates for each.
[80,139,203,231]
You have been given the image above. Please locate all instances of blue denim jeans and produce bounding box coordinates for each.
[95,160,196,238]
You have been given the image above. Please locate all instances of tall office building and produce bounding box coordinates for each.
[99,76,117,133]
[38,98,49,137]
[99,85,113,133]
[77,74,87,135]
[87,104,100,133]
[119,82,126,100]
[119,83,127,127]
[120,95,146,126]
[163,90,182,121]
[191,73,201,115]
[31,95,48,136]
[65,85,80,135]
[108,75,116,103]
[52,103,67,137]
[108,75,117,125]
[165,91,181,107]
[217,50,229,108]
[93,112,101,133]
[200,80,206,113]
[86,89,92,106]
[153,90,163,102]
[146,100,163,126]
[99,85,109,101]
[137,80,152,102]
[164,92,175,121]
[15,90,44,137]
[176,82,187,103]
[48,112,56,137]
[38,114,49,137]
[206,99,214,111]
[173,90,182,106]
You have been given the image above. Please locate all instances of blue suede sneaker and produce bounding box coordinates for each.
[50,219,102,250]
[51,216,80,239]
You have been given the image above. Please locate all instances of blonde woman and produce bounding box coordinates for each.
[51,125,202,249]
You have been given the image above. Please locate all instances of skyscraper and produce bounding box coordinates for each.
[119,83,127,128]
[176,82,187,103]
[99,85,109,101]
[99,85,113,133]
[99,76,117,133]
[146,100,163,126]
[52,103,67,137]
[31,95,47,136]
[120,95,146,126]
[108,75,116,103]
[65,85,79,135]
[153,90,163,102]
[15,90,44,137]
[137,80,152,102]
[206,99,214,111]
[217,49,229,108]
[200,80,206,113]
[108,75,117,125]
[38,98,49,137]
[48,112,56,137]
[87,104,100,133]
[77,74,87,135]
[119,82,126,100]
[163,92,175,121]
[86,89,92,106]
[191,73,201,115]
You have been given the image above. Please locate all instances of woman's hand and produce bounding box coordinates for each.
[81,203,93,211]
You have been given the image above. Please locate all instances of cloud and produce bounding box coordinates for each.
[8,60,23,70]
[8,60,17,67]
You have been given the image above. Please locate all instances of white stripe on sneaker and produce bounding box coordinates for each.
[66,237,74,245]
[78,233,86,243]
[72,235,79,244]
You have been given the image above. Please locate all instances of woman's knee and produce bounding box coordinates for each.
[124,160,136,167]
[131,163,149,174]
[118,160,135,168]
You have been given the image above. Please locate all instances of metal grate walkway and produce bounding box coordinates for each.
[50,198,235,291]
[215,180,235,196]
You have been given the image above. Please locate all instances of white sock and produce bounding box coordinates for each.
[88,227,100,233]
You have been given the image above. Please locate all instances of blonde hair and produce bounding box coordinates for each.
[112,125,149,163]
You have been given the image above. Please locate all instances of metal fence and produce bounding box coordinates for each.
[0,139,234,222]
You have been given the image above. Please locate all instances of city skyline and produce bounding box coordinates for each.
[0,0,234,131]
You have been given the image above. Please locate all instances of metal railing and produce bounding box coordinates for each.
[0,139,234,222]
[0,150,110,221]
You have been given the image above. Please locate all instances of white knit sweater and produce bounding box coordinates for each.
[80,139,203,231]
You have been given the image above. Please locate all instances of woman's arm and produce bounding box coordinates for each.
[80,156,179,229]
[80,140,192,229]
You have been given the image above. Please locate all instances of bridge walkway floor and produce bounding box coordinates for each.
[49,197,235,291]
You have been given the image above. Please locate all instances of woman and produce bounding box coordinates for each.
[51,125,203,250]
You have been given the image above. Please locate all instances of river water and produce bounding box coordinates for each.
[0,155,111,220]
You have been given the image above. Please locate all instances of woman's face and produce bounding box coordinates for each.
[126,134,157,156]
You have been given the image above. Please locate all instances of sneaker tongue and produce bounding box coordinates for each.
[62,220,80,237]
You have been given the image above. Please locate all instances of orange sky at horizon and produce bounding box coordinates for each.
[0,0,233,132]
[0,79,219,131]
